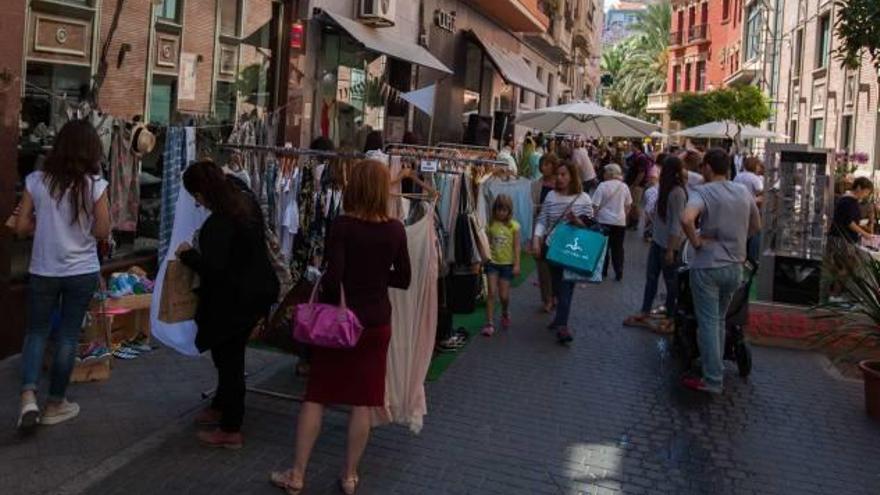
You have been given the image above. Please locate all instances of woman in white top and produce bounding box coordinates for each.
[14,120,110,432]
[592,164,633,281]
[532,161,594,344]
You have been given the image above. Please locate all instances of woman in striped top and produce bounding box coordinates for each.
[532,161,594,344]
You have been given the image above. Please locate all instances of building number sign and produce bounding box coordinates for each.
[435,10,455,33]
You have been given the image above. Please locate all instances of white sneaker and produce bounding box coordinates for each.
[40,400,80,426]
[17,401,40,433]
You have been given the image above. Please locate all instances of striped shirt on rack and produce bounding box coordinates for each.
[533,190,594,237]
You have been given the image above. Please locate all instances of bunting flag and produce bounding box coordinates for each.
[401,84,436,117]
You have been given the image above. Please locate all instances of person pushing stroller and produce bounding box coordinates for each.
[679,149,761,394]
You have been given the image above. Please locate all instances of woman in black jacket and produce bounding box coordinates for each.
[176,161,279,449]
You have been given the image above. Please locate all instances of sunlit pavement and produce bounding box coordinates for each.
[3,236,880,495]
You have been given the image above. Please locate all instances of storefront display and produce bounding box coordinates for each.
[758,143,835,304]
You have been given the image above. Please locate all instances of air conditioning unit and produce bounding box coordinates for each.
[359,0,396,27]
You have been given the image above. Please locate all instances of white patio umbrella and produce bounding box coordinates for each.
[517,101,660,138]
[675,120,788,140]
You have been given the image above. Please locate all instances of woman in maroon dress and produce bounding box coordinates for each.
[271,160,411,495]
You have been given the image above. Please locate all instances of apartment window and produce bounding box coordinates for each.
[790,120,798,142]
[696,61,706,91]
[840,116,854,151]
[215,81,237,124]
[156,0,180,22]
[793,29,804,77]
[536,66,544,108]
[547,73,554,100]
[810,118,825,148]
[744,3,762,61]
[220,0,242,37]
[677,11,685,35]
[672,65,681,93]
[520,60,532,105]
[688,6,696,31]
[150,77,177,125]
[700,3,708,25]
[684,63,692,91]
[816,13,831,69]
[723,0,730,20]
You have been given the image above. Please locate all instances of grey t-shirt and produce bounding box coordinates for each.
[652,186,687,250]
[687,181,758,269]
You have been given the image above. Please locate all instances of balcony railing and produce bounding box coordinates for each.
[688,24,708,42]
[669,31,683,46]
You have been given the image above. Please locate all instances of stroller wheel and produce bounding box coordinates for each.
[735,342,752,377]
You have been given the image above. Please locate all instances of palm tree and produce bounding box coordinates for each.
[606,1,671,118]
[599,42,630,110]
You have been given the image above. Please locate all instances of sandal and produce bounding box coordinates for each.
[269,470,304,494]
[338,476,360,495]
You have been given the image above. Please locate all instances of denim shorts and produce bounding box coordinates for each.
[485,263,514,281]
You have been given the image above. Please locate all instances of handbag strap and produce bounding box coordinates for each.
[307,275,348,309]
[547,194,582,237]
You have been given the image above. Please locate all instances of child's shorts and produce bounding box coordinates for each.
[485,263,514,281]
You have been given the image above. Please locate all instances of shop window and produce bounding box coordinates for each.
[815,13,830,69]
[810,118,824,148]
[840,115,854,152]
[744,3,762,61]
[215,81,237,124]
[220,0,242,37]
[150,77,177,125]
[464,42,483,93]
[20,62,91,144]
[156,0,181,23]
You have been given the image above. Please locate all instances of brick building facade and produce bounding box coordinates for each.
[773,0,880,168]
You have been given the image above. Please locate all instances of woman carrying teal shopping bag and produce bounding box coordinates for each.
[532,161,594,344]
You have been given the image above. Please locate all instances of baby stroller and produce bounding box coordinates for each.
[673,255,756,378]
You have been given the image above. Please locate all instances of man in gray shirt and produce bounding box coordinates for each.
[681,149,761,394]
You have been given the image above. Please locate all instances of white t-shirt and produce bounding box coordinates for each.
[26,171,108,277]
[687,171,705,195]
[734,170,764,198]
[572,147,596,182]
[591,179,633,226]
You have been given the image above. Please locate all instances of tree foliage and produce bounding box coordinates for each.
[669,85,772,128]
[834,0,880,69]
[599,1,670,119]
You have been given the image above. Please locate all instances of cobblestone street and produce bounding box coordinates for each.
[3,238,880,495]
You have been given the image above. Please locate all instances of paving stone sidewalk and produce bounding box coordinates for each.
[4,238,880,495]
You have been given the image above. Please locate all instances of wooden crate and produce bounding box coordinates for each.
[70,358,111,383]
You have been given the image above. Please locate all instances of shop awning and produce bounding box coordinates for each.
[316,9,453,74]
[469,31,547,97]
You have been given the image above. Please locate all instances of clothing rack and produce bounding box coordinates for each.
[219,143,509,167]
[436,142,496,152]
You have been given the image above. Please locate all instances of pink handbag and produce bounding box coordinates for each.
[293,278,364,348]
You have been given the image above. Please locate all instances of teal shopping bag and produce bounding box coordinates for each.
[546,223,608,275]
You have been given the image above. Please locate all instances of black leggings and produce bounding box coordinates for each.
[210,332,250,432]
[602,225,626,279]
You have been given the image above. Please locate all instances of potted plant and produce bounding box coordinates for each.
[817,246,880,421]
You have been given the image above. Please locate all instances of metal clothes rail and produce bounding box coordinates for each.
[219,142,508,167]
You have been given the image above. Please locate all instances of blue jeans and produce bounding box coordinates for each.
[21,273,98,401]
[747,232,762,264]
[640,242,680,315]
[549,264,575,329]
[689,265,742,390]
